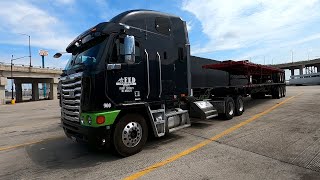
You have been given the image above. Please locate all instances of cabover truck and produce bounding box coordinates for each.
[58,10,286,157]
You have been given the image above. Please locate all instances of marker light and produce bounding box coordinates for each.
[87,116,92,125]
[96,116,105,124]
[80,116,84,124]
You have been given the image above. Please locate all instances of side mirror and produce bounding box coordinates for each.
[53,52,63,58]
[124,35,135,64]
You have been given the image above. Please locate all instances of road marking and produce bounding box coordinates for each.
[0,136,63,152]
[124,93,302,180]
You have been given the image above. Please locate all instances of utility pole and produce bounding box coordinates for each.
[291,50,293,63]
[11,55,13,101]
[18,33,32,67]
[28,35,31,67]
[10,55,30,104]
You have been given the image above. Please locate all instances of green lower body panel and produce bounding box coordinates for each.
[80,110,121,127]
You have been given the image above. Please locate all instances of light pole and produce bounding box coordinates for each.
[18,33,32,67]
[11,55,13,101]
[10,55,30,102]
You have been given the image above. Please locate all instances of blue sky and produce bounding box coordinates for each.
[1,0,320,69]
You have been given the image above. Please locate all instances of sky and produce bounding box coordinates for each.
[1,0,320,69]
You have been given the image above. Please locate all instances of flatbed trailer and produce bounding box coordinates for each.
[57,10,286,156]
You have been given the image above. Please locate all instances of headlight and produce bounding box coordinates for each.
[87,116,92,125]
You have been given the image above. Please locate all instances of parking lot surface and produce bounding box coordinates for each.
[0,86,319,180]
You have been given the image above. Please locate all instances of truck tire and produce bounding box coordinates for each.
[222,97,235,120]
[272,87,280,99]
[283,86,286,97]
[234,96,245,116]
[112,114,148,157]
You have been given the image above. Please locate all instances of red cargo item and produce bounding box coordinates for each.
[202,60,283,75]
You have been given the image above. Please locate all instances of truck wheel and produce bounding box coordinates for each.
[222,97,235,120]
[112,114,148,157]
[234,96,245,116]
[272,87,280,99]
[283,87,286,97]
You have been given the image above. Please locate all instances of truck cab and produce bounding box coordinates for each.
[60,10,194,156]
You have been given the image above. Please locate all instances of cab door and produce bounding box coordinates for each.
[106,36,145,104]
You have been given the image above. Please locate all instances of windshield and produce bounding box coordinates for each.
[65,34,108,70]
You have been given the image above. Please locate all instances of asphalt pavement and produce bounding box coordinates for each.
[0,86,319,180]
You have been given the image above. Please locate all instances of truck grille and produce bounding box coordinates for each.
[60,72,83,123]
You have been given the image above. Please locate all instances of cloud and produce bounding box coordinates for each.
[55,0,75,4]
[0,0,75,51]
[182,0,320,62]
[186,21,193,31]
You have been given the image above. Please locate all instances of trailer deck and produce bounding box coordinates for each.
[202,60,283,75]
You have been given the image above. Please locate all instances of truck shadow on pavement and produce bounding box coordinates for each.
[243,96,274,110]
[25,96,277,170]
[190,96,274,125]
[25,133,184,169]
[25,138,117,169]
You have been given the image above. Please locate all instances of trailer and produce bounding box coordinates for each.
[56,10,285,157]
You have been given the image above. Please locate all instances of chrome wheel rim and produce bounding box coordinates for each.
[122,122,142,148]
[238,99,244,112]
[279,88,282,97]
[228,102,234,115]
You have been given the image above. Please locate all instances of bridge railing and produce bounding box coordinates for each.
[0,63,63,70]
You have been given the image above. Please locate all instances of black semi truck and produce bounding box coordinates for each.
[57,10,286,156]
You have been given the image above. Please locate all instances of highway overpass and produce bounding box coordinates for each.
[0,64,62,104]
[271,58,320,76]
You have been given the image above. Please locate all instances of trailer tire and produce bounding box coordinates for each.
[234,96,245,116]
[222,97,235,120]
[272,87,280,99]
[112,114,148,157]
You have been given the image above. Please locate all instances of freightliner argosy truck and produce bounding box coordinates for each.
[56,10,286,157]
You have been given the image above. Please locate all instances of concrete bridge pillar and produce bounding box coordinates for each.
[32,83,39,101]
[14,81,23,103]
[299,65,305,75]
[290,69,295,78]
[0,77,7,105]
[316,64,320,73]
[49,78,59,100]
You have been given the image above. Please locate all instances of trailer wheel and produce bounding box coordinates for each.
[222,97,235,120]
[112,114,148,157]
[272,87,280,99]
[234,96,245,116]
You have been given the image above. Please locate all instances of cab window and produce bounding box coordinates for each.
[110,38,141,63]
